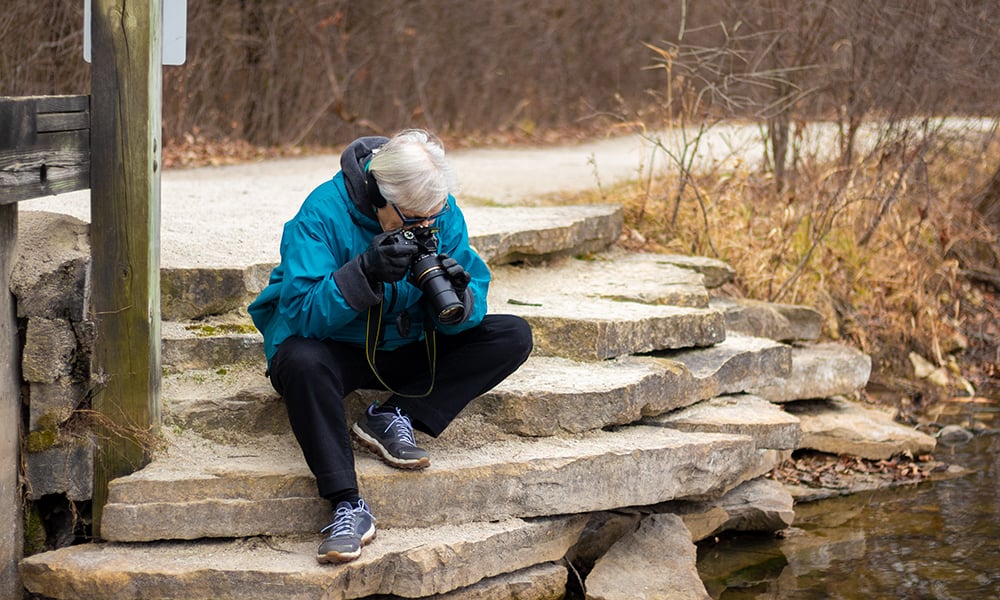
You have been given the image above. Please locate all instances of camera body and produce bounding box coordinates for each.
[381,226,465,324]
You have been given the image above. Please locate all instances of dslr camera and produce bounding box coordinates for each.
[382,226,466,324]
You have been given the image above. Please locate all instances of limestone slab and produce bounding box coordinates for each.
[585,513,709,600]
[22,516,585,600]
[711,296,823,342]
[749,342,872,402]
[645,394,801,450]
[657,334,792,398]
[658,254,736,289]
[467,204,623,265]
[162,336,791,441]
[155,205,623,321]
[785,397,937,460]
[659,478,794,541]
[471,335,790,436]
[432,562,568,600]
[161,266,268,321]
[492,249,711,309]
[497,299,724,360]
[161,320,264,373]
[160,245,722,372]
[100,427,759,542]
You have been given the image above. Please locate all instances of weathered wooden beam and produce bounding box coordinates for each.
[89,0,163,535]
[0,95,91,205]
[0,204,22,600]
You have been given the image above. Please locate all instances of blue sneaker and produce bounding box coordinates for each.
[351,406,431,469]
[316,499,376,564]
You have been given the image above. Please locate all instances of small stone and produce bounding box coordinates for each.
[936,425,973,447]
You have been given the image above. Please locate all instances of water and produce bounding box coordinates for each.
[697,429,1000,599]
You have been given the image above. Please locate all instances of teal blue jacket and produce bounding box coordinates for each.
[248,159,489,367]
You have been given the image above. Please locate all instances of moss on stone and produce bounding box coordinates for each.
[25,429,57,453]
[23,503,47,556]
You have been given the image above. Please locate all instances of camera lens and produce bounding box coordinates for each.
[411,254,465,324]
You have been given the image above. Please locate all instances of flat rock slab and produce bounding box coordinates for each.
[22,516,585,600]
[473,335,791,436]
[585,513,709,600]
[493,250,711,309]
[160,251,723,370]
[161,320,264,374]
[644,394,801,451]
[784,397,937,460]
[100,427,760,542]
[161,335,791,440]
[749,342,872,402]
[711,297,823,343]
[466,204,623,265]
[658,255,736,289]
[491,296,724,360]
[161,264,274,321]
[156,204,622,320]
[661,477,795,541]
[433,562,568,600]
[490,249,708,309]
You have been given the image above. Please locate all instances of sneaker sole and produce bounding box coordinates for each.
[316,523,377,564]
[351,424,431,470]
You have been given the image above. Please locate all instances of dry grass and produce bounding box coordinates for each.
[560,128,1000,413]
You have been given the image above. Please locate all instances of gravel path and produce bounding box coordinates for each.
[23,128,769,268]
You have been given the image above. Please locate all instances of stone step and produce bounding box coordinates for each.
[748,342,872,402]
[785,397,936,460]
[98,426,779,542]
[161,334,791,439]
[160,204,623,321]
[644,393,802,451]
[22,516,584,600]
[491,297,724,361]
[470,334,791,436]
[161,248,730,372]
[710,296,824,343]
[161,318,264,374]
[492,250,714,309]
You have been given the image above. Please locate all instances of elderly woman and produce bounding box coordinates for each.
[248,129,532,564]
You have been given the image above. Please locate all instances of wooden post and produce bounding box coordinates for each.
[89,0,163,534]
[0,203,21,600]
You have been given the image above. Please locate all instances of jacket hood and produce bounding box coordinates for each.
[339,136,389,219]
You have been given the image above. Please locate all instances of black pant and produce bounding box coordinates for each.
[268,314,532,499]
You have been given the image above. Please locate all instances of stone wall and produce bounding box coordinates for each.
[10,211,95,553]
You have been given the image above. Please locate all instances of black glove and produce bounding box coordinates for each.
[438,253,471,296]
[360,231,419,285]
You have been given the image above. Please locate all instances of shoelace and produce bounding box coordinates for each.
[382,408,418,446]
[320,499,370,537]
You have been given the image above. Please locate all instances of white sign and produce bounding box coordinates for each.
[84,0,187,66]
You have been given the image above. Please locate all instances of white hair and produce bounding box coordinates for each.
[368,129,457,214]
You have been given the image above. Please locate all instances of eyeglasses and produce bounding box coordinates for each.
[390,200,450,227]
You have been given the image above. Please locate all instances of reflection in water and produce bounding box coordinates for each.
[698,433,1000,599]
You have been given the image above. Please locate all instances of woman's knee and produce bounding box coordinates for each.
[489,314,533,362]
[270,337,337,394]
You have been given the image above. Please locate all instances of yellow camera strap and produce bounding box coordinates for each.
[364,302,437,403]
